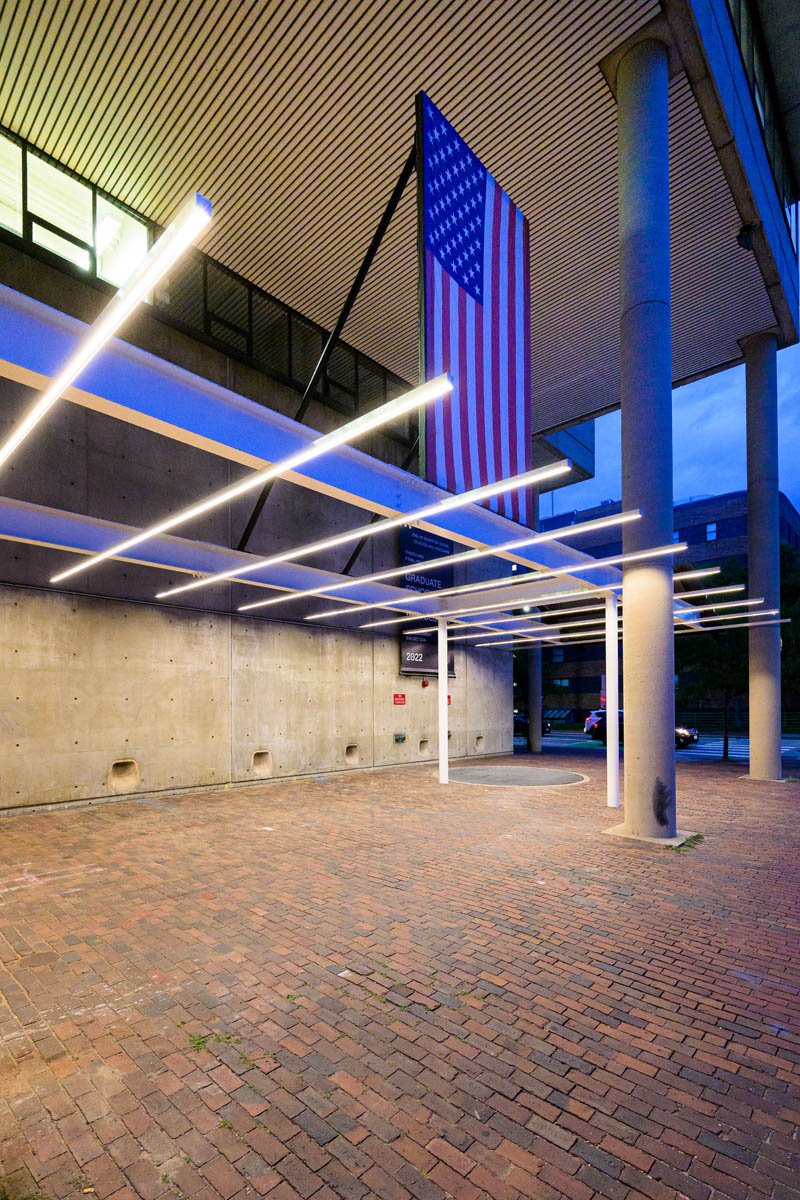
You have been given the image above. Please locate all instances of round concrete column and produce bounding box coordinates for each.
[745,331,782,780]
[617,40,677,838]
[527,646,542,753]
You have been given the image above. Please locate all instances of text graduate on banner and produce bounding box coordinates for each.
[416,92,532,526]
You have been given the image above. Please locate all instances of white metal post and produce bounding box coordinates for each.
[438,618,449,784]
[605,592,620,808]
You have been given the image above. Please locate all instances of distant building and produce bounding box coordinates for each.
[537,490,800,717]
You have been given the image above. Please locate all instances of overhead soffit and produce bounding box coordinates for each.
[0,0,779,435]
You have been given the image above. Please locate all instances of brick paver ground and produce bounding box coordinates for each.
[0,752,798,1200]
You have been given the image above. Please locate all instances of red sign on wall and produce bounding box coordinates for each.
[393,693,406,705]
[448,695,452,705]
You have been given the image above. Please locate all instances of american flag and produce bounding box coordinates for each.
[419,93,532,525]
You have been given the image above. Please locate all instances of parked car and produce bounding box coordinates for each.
[584,709,605,736]
[590,712,699,750]
[514,712,551,736]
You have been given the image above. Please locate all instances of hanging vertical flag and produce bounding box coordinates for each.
[417,92,532,525]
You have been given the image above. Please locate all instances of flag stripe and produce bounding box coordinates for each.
[421,95,531,524]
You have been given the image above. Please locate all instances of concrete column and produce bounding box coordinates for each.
[527,646,542,753]
[438,618,449,783]
[617,39,677,839]
[745,331,782,780]
[605,592,621,809]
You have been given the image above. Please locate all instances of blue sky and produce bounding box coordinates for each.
[547,341,800,519]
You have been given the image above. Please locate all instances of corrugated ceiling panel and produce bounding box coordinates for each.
[0,0,779,435]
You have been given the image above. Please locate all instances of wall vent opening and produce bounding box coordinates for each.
[252,750,273,778]
[475,735,485,750]
[419,739,429,754]
[345,743,359,765]
[107,759,140,794]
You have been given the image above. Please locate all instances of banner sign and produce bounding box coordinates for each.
[399,525,455,677]
[417,92,532,526]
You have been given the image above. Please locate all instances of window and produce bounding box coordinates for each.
[672,530,680,543]
[552,678,569,690]
[706,522,717,541]
[552,647,564,662]
[27,151,93,270]
[0,131,22,234]
[95,195,149,287]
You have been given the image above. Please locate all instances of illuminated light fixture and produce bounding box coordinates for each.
[673,567,721,583]
[673,597,763,621]
[355,586,609,630]
[152,460,570,601]
[237,508,641,613]
[691,607,778,623]
[443,597,762,643]
[545,616,789,649]
[341,542,686,626]
[51,373,455,583]
[675,617,787,634]
[400,582,747,637]
[410,601,610,636]
[0,193,212,475]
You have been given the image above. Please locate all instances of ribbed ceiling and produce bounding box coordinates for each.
[0,0,777,432]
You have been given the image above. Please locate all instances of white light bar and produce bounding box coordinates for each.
[675,617,787,634]
[333,542,685,626]
[447,597,762,642]
[51,373,454,583]
[538,615,788,649]
[690,607,777,624]
[673,567,722,583]
[237,509,641,613]
[153,460,570,601]
[402,580,748,638]
[0,193,213,474]
[357,586,610,630]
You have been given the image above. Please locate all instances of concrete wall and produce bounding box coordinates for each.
[0,584,512,811]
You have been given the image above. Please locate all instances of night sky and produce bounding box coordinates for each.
[548,341,800,520]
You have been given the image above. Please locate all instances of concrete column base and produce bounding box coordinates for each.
[604,822,698,847]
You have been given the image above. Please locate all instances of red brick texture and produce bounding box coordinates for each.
[0,753,798,1200]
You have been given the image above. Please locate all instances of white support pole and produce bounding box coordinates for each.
[605,592,620,808]
[438,618,449,784]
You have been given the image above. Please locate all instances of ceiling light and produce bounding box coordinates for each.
[334,542,685,623]
[237,508,640,613]
[153,460,571,601]
[1,192,212,474]
[51,373,454,583]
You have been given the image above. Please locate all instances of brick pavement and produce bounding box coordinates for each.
[0,753,798,1200]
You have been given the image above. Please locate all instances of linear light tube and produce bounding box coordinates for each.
[536,616,789,649]
[51,373,454,583]
[355,587,609,629]
[692,607,777,623]
[675,618,787,633]
[320,565,726,629]
[236,509,641,613]
[333,542,685,625]
[0,193,212,474]
[448,598,762,642]
[404,583,745,635]
[154,460,570,601]
[673,567,721,582]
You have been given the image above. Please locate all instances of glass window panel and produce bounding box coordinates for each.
[290,316,323,388]
[31,221,90,271]
[95,195,148,286]
[27,151,92,244]
[153,252,204,333]
[252,293,289,376]
[0,131,22,234]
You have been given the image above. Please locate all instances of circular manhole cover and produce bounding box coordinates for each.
[448,765,586,787]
